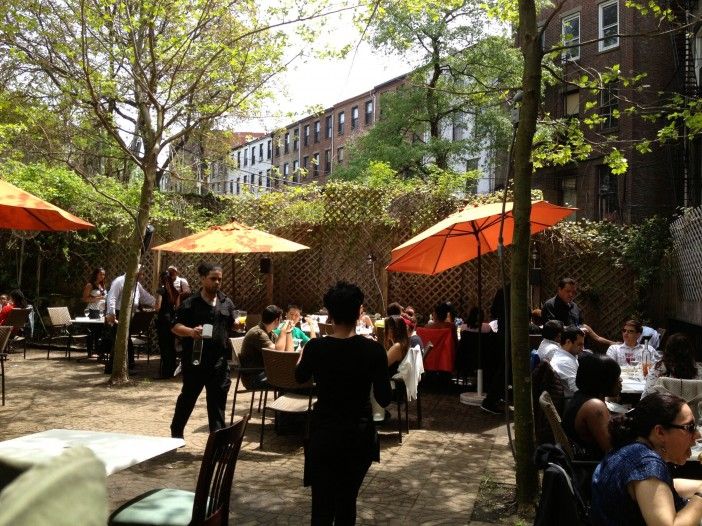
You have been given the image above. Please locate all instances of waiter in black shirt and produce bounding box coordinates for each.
[541,277,582,326]
[170,262,236,439]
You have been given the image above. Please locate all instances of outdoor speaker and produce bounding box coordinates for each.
[529,267,541,286]
[141,224,156,254]
[260,257,272,274]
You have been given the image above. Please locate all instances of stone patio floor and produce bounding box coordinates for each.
[0,349,519,525]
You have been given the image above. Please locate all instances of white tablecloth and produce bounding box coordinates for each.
[0,429,184,475]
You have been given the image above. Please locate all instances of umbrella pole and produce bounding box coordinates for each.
[476,234,483,397]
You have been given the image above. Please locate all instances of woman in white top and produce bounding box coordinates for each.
[641,333,697,399]
[82,267,106,318]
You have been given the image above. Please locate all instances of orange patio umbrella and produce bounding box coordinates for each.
[0,179,94,231]
[151,221,309,253]
[386,200,575,394]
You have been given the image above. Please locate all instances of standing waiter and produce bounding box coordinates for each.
[170,262,236,438]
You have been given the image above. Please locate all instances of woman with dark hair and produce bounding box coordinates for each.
[461,306,492,334]
[155,270,180,378]
[296,281,392,525]
[384,314,409,374]
[642,333,698,399]
[562,354,621,459]
[591,392,702,525]
[81,267,106,318]
[0,289,27,325]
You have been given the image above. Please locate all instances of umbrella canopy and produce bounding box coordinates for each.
[387,200,575,275]
[0,179,94,231]
[151,221,310,253]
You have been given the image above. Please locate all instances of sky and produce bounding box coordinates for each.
[235,7,417,133]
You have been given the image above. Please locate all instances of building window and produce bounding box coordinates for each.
[293,129,299,151]
[304,125,310,147]
[258,172,262,187]
[267,140,272,159]
[266,169,271,188]
[237,151,241,168]
[230,181,234,194]
[562,12,580,61]
[599,85,618,129]
[324,149,331,173]
[243,151,248,166]
[251,146,256,165]
[243,175,248,188]
[365,100,373,125]
[351,106,358,130]
[598,165,619,220]
[284,133,290,154]
[325,115,332,139]
[565,90,579,117]
[561,176,577,210]
[236,179,240,194]
[302,155,308,176]
[293,160,299,182]
[313,153,319,177]
[314,121,320,143]
[275,141,280,157]
[283,162,289,182]
[337,147,344,164]
[599,0,619,51]
[338,111,345,135]
[259,143,263,161]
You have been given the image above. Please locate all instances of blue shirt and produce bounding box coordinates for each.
[591,442,686,525]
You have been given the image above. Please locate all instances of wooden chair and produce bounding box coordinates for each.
[229,337,267,424]
[538,390,575,459]
[0,326,13,406]
[109,416,248,526]
[46,307,87,359]
[130,310,156,365]
[259,348,316,449]
[390,344,425,442]
[4,308,32,358]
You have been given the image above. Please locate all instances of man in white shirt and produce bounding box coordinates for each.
[536,320,563,362]
[104,267,156,373]
[550,325,585,397]
[167,265,190,297]
[606,319,659,366]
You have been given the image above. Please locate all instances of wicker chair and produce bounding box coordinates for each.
[244,314,262,332]
[0,326,13,405]
[259,348,316,449]
[46,307,86,359]
[654,377,702,421]
[317,322,333,336]
[229,337,267,424]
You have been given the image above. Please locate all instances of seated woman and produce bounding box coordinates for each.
[0,289,28,326]
[426,301,456,329]
[641,333,697,399]
[591,392,702,525]
[562,353,621,459]
[358,304,374,330]
[384,315,410,374]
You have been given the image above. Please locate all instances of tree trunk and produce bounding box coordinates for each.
[109,156,156,384]
[426,44,448,170]
[511,0,541,510]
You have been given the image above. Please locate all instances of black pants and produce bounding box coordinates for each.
[156,318,176,378]
[484,331,511,405]
[310,456,371,525]
[170,359,231,437]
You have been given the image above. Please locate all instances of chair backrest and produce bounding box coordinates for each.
[654,377,702,421]
[415,326,455,373]
[129,310,156,336]
[530,350,542,371]
[317,322,333,336]
[375,326,385,346]
[532,361,565,445]
[262,348,312,390]
[0,326,12,352]
[229,337,245,366]
[4,308,31,330]
[244,314,261,332]
[539,390,575,459]
[47,307,72,328]
[191,415,248,526]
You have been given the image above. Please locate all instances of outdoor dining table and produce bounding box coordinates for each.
[0,429,184,476]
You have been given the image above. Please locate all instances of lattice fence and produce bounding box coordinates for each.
[670,206,702,302]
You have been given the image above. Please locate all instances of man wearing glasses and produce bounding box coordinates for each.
[606,319,660,365]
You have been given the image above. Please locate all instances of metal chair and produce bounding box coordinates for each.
[130,310,156,365]
[109,416,248,526]
[4,308,31,358]
[259,348,316,449]
[0,326,13,405]
[46,307,86,359]
[229,336,267,423]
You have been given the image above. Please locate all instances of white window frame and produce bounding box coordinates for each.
[561,12,580,61]
[598,0,619,52]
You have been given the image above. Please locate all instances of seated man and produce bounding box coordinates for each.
[550,325,585,397]
[606,319,660,365]
[536,320,563,362]
[239,305,295,389]
[272,304,317,349]
[426,301,456,329]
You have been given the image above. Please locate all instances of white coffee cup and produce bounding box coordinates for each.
[202,323,213,338]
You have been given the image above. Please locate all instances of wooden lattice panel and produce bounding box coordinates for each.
[670,207,702,302]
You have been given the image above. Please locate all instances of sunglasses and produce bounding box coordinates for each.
[666,421,698,434]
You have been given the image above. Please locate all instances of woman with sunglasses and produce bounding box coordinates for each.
[591,392,702,525]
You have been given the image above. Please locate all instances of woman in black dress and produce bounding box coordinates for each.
[296,281,392,525]
[155,270,179,378]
